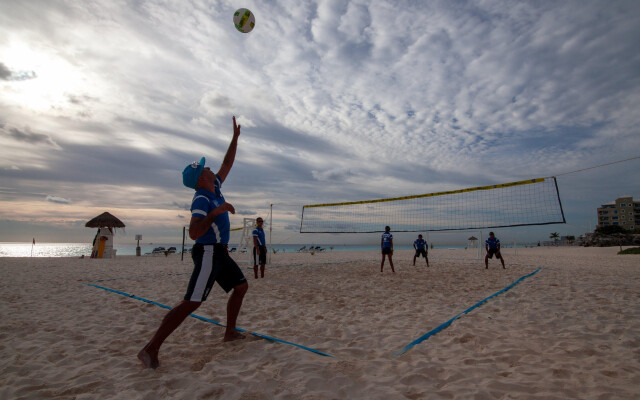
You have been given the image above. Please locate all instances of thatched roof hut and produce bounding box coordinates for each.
[85,212,125,228]
[468,236,479,248]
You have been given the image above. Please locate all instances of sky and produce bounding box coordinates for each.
[1,0,639,246]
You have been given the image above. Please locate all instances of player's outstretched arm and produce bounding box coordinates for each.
[217,116,241,184]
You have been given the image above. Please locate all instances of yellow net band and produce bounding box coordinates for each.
[303,178,546,208]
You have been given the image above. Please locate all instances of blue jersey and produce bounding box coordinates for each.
[381,232,393,248]
[252,227,266,246]
[414,238,426,250]
[190,174,230,244]
[485,237,500,250]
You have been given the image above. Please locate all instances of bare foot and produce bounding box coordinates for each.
[223,330,246,342]
[137,346,159,369]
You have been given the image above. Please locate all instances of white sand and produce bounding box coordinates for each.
[0,247,639,399]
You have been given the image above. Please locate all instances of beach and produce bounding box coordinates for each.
[0,247,638,399]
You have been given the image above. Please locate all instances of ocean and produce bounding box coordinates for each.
[0,242,485,258]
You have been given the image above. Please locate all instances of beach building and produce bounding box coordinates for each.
[596,196,640,230]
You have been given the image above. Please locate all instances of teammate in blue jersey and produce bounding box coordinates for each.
[413,234,429,267]
[380,226,395,273]
[138,116,248,369]
[252,217,267,279]
[485,231,506,269]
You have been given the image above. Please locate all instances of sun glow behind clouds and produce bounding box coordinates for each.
[1,43,92,112]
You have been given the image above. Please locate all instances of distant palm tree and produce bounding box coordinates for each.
[550,232,560,241]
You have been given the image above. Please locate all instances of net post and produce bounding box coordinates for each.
[269,204,273,265]
[181,227,185,261]
[553,177,567,223]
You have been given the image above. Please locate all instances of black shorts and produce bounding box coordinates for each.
[184,243,247,302]
[382,247,393,255]
[415,249,427,258]
[487,248,502,259]
[253,245,267,265]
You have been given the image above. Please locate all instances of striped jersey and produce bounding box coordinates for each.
[485,236,500,250]
[190,174,230,244]
[252,226,266,246]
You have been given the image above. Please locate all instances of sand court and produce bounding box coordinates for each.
[81,253,538,359]
[1,247,639,399]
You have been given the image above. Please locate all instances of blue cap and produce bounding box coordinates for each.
[182,157,205,189]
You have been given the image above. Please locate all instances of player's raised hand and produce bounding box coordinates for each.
[233,116,241,138]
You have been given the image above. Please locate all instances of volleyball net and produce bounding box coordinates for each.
[300,177,566,233]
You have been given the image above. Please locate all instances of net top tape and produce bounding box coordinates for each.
[303,178,547,208]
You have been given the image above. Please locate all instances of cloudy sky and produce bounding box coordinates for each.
[1,0,639,245]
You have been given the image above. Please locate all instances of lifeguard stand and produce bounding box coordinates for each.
[237,218,255,264]
[92,227,116,258]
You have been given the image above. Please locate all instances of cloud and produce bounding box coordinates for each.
[311,168,354,182]
[1,126,60,148]
[0,62,10,80]
[200,92,233,117]
[172,202,190,211]
[0,62,36,81]
[10,70,37,81]
[45,195,71,204]
[235,209,257,216]
[66,93,95,105]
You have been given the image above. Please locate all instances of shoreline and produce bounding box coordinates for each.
[0,240,574,258]
[2,243,637,259]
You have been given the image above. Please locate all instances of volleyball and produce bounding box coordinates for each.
[233,8,255,33]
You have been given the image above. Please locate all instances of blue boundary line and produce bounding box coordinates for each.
[82,283,334,358]
[393,267,544,356]
[85,272,191,283]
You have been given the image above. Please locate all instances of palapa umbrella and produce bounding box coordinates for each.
[467,236,479,248]
[85,212,126,228]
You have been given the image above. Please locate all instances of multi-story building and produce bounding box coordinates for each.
[597,196,640,230]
